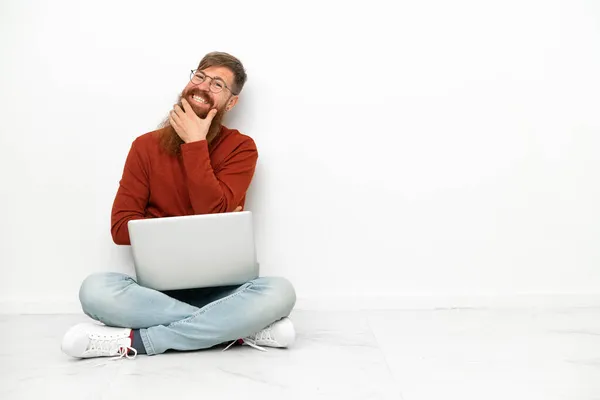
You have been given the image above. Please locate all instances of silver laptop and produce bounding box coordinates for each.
[127,211,259,291]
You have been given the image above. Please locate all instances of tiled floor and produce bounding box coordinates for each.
[2,309,600,400]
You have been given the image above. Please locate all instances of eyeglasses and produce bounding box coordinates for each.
[189,70,234,94]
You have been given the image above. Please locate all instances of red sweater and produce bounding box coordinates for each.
[110,126,258,245]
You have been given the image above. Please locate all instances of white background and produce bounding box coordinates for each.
[1,0,599,312]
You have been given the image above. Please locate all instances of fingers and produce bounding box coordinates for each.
[169,114,181,131]
[170,109,181,125]
[205,108,218,122]
[172,104,184,118]
[234,206,242,212]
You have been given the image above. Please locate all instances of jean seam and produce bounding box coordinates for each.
[140,328,155,355]
[166,281,255,329]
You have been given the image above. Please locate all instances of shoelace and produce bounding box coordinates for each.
[241,339,267,352]
[87,338,138,360]
[253,326,275,343]
[222,323,277,352]
[222,338,267,352]
[112,346,138,360]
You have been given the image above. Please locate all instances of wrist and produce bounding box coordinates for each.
[182,138,207,145]
[185,134,207,144]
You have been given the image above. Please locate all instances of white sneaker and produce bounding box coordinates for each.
[224,317,296,352]
[61,322,136,359]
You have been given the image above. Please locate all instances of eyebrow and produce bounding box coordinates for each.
[201,70,227,84]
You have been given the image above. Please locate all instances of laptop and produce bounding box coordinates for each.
[127,211,259,291]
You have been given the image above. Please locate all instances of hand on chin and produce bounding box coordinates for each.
[169,98,217,143]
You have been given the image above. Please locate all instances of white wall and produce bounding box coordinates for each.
[1,0,599,312]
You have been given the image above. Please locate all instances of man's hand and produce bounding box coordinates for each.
[233,206,242,212]
[169,98,218,143]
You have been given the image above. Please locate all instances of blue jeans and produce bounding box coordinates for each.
[78,272,296,355]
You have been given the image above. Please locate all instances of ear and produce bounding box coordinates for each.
[225,95,239,112]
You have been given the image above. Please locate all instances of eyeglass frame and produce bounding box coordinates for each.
[189,69,237,95]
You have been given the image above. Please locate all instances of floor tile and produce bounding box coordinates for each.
[367,308,600,400]
[1,311,401,400]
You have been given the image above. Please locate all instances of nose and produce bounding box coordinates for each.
[195,78,212,92]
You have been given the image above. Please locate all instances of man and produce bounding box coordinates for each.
[61,52,296,359]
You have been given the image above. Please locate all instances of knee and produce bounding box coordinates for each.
[79,272,133,316]
[255,276,297,316]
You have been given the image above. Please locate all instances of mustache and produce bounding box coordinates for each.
[182,89,214,107]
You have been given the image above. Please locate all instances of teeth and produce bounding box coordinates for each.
[193,95,207,104]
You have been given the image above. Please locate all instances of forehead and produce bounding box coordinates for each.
[200,66,234,86]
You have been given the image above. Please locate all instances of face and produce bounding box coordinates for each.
[180,66,239,119]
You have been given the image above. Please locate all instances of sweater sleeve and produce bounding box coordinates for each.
[180,138,258,214]
[110,139,151,245]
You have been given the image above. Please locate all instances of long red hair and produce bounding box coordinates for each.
[156,108,225,157]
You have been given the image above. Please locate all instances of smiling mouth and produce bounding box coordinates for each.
[192,94,209,105]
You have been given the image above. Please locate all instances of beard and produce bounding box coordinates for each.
[157,89,227,157]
